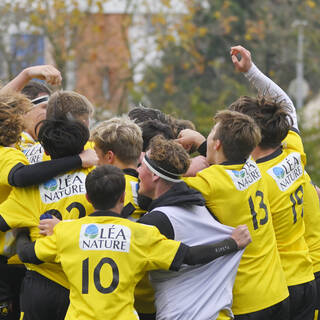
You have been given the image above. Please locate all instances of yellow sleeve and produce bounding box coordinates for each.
[0,147,29,186]
[0,187,39,229]
[183,170,214,202]
[35,229,60,264]
[144,226,182,271]
[282,130,306,165]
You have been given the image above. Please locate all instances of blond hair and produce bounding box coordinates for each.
[91,116,143,165]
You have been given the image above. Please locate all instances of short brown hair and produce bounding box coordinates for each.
[229,95,292,149]
[0,91,32,146]
[212,110,261,162]
[46,90,94,120]
[91,117,143,165]
[22,80,51,100]
[148,135,190,178]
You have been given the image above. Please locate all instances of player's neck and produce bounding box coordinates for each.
[154,180,172,200]
[251,146,278,161]
[113,158,137,171]
[24,128,37,141]
[108,202,123,215]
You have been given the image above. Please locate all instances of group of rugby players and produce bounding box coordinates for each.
[0,44,319,320]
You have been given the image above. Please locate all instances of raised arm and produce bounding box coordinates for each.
[230,45,298,130]
[0,65,62,93]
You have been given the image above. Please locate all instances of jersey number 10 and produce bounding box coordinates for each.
[82,257,119,294]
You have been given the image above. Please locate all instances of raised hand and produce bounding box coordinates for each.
[230,45,252,73]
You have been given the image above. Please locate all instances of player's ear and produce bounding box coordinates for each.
[213,139,221,151]
[119,191,125,204]
[152,173,160,182]
[105,150,115,164]
[85,193,92,204]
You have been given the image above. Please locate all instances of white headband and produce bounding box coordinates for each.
[143,156,182,183]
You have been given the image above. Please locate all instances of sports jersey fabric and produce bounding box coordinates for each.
[34,211,184,320]
[0,146,29,259]
[0,146,29,204]
[17,132,48,164]
[302,172,320,273]
[122,168,154,314]
[140,182,243,320]
[255,131,314,286]
[0,167,95,287]
[184,158,289,314]
[123,168,147,221]
[244,63,314,286]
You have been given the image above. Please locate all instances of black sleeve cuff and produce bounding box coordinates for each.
[0,216,11,232]
[8,162,25,186]
[183,238,238,266]
[138,211,175,239]
[16,232,43,265]
[197,141,207,157]
[169,243,189,271]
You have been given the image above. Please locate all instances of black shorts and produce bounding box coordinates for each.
[138,313,156,320]
[234,297,290,320]
[288,279,317,320]
[0,261,26,320]
[20,270,69,320]
[313,272,320,319]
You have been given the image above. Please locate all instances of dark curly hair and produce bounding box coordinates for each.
[37,118,89,159]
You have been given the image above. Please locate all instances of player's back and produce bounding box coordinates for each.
[123,170,154,315]
[0,167,95,288]
[303,172,320,274]
[256,130,314,286]
[0,145,29,203]
[0,146,30,257]
[184,158,288,314]
[47,214,179,320]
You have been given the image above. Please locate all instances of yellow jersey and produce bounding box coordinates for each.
[0,146,29,204]
[0,146,30,258]
[34,212,182,320]
[301,172,320,273]
[122,169,154,314]
[184,158,288,314]
[123,169,146,221]
[256,130,314,286]
[0,167,95,288]
[17,132,49,164]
